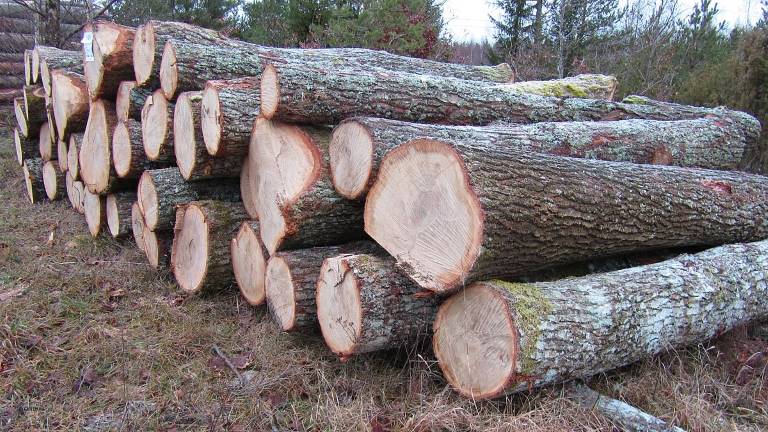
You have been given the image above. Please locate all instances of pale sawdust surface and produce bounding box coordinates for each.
[0,112,766,431]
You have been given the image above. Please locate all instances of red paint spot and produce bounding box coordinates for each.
[413,290,434,299]
[549,142,573,156]
[652,147,674,165]
[590,134,615,148]
[701,180,733,195]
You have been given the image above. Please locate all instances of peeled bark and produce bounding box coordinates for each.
[106,192,137,238]
[80,100,131,194]
[171,201,249,294]
[113,119,169,178]
[330,117,754,200]
[433,240,768,399]
[365,138,768,293]
[230,221,267,306]
[35,46,81,97]
[137,167,240,231]
[38,121,54,161]
[317,253,439,358]
[56,138,68,172]
[116,81,150,122]
[201,77,259,157]
[65,172,84,213]
[141,89,175,162]
[131,201,147,252]
[83,21,136,100]
[174,91,243,181]
[83,189,106,237]
[51,70,88,137]
[67,132,83,180]
[14,127,35,165]
[246,119,366,255]
[144,227,171,269]
[42,161,65,200]
[22,158,45,204]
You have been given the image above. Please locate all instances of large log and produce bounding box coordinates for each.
[83,21,136,100]
[365,138,768,293]
[171,200,249,294]
[330,116,754,200]
[131,201,147,252]
[22,158,45,204]
[141,89,175,163]
[116,81,150,122]
[174,91,242,181]
[80,100,131,194]
[317,253,439,358]
[144,227,171,269]
[137,167,240,231]
[230,221,268,306]
[201,77,259,158]
[106,192,137,239]
[14,127,35,165]
[113,119,169,179]
[433,240,768,400]
[83,189,106,237]
[36,46,82,97]
[51,70,88,137]
[38,121,54,161]
[42,161,65,200]
[67,132,83,180]
[246,119,366,255]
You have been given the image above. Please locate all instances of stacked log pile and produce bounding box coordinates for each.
[11,20,768,409]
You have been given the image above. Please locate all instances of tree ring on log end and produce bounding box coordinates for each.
[259,64,279,119]
[142,89,170,160]
[174,92,198,179]
[14,129,24,165]
[364,139,484,292]
[14,98,26,136]
[265,256,296,330]
[159,41,178,99]
[40,60,52,96]
[68,134,80,179]
[137,171,160,230]
[172,204,209,294]
[133,24,155,86]
[433,283,517,400]
[231,222,267,305]
[84,31,105,99]
[81,101,112,193]
[316,256,363,356]
[83,190,103,237]
[144,229,165,269]
[201,85,223,155]
[116,81,135,121]
[330,120,374,200]
[22,163,37,203]
[131,202,146,252]
[43,161,59,200]
[106,194,120,237]
[112,121,132,177]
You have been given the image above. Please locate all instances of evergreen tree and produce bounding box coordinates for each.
[488,0,537,60]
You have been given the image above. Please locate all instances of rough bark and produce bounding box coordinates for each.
[112,119,169,178]
[80,100,133,194]
[231,221,267,305]
[0,75,24,87]
[14,127,35,165]
[0,17,80,36]
[330,116,754,200]
[171,201,249,294]
[131,201,147,252]
[141,89,175,163]
[0,61,25,74]
[202,77,259,157]
[38,121,54,161]
[67,132,83,180]
[317,252,439,358]
[365,138,768,293]
[433,240,768,399]
[137,167,240,232]
[105,192,137,239]
[83,189,106,237]
[51,70,88,138]
[144,227,171,270]
[56,138,68,172]
[35,46,81,97]
[174,91,243,181]
[116,81,151,122]
[83,21,136,100]
[0,32,34,52]
[247,119,366,255]
[22,158,45,204]
[42,160,65,200]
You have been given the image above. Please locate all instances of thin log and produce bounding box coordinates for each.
[0,17,81,36]
[317,252,439,358]
[42,161,65,200]
[113,119,169,178]
[80,100,132,194]
[23,84,45,121]
[171,200,249,294]
[137,167,240,231]
[36,46,82,97]
[202,77,260,157]
[106,192,137,238]
[330,116,755,200]
[83,21,136,100]
[38,121,54,161]
[144,227,171,269]
[174,91,242,181]
[433,240,768,399]
[15,94,45,138]
[246,118,365,255]
[0,75,24,87]
[83,189,106,237]
[131,201,147,252]
[116,80,150,122]
[67,132,83,180]
[56,139,68,172]
[51,70,88,137]
[141,89,175,162]
[14,127,35,165]
[231,220,267,306]
[65,172,82,212]
[24,49,32,85]
[0,32,34,52]
[22,158,45,203]
[365,137,768,294]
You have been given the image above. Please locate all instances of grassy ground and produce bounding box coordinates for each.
[0,114,766,431]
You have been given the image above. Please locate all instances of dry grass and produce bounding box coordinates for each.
[0,112,766,431]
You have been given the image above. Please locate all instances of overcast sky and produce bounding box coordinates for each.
[443,0,763,42]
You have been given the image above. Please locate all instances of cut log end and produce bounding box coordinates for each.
[106,194,123,238]
[316,257,363,356]
[131,201,147,252]
[364,139,483,292]
[83,190,104,237]
[259,64,278,119]
[330,121,375,200]
[174,91,199,179]
[51,71,88,137]
[40,60,51,95]
[14,128,25,165]
[141,89,171,160]
[171,204,209,294]
[112,121,132,177]
[116,81,135,121]
[57,139,68,171]
[68,133,81,179]
[137,170,160,231]
[38,122,53,160]
[201,85,222,155]
[265,256,298,331]
[14,97,27,136]
[132,24,155,86]
[433,283,517,400]
[159,41,177,99]
[43,161,63,200]
[22,159,43,204]
[231,221,267,306]
[144,229,168,269]
[80,100,114,193]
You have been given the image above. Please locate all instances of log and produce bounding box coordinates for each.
[246,119,366,255]
[131,201,147,252]
[201,77,259,158]
[113,119,169,178]
[42,161,65,200]
[141,89,175,162]
[116,80,150,122]
[433,240,768,400]
[0,74,24,87]
[83,21,136,100]
[15,95,45,138]
[0,32,34,52]
[171,200,249,294]
[80,100,130,194]
[137,167,240,231]
[23,84,45,121]
[36,46,82,97]
[51,70,88,137]
[83,188,106,237]
[38,121,54,161]
[56,139,68,172]
[67,132,83,180]
[22,157,45,203]
[106,192,137,238]
[14,127,35,165]
[0,17,81,35]
[132,20,226,88]
[230,221,268,306]
[0,2,88,23]
[0,61,25,74]
[24,49,32,85]
[65,172,81,212]
[174,91,242,181]
[365,138,768,293]
[316,253,439,358]
[330,117,754,200]
[144,227,171,269]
